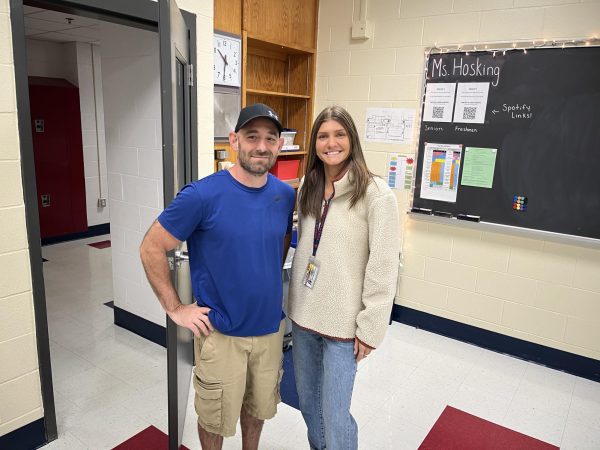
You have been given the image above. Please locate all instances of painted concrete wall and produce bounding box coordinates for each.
[75,42,109,227]
[316,0,600,360]
[100,22,166,326]
[0,2,43,437]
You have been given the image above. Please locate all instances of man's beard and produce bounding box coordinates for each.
[238,149,276,176]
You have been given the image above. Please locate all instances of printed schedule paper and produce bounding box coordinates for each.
[420,142,463,203]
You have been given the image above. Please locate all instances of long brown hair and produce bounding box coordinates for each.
[299,106,374,217]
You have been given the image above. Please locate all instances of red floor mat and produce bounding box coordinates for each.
[419,406,559,450]
[88,240,111,249]
[112,425,189,450]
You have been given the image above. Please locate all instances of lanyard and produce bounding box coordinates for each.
[312,187,335,257]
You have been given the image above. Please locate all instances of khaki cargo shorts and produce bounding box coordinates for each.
[193,320,285,437]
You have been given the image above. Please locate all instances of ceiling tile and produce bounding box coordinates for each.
[24,16,73,32]
[27,10,100,27]
[23,6,44,15]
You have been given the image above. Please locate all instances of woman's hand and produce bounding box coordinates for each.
[354,337,372,362]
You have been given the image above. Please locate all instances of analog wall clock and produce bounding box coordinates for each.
[213,31,241,88]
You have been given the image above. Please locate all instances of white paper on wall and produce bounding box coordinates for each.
[422,83,456,123]
[365,108,416,144]
[453,82,490,124]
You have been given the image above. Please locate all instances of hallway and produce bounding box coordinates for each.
[43,236,167,448]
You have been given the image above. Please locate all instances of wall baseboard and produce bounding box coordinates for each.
[0,418,46,450]
[41,223,110,246]
[392,305,599,382]
[114,306,166,348]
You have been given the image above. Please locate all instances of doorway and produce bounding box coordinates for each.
[10,0,197,447]
[26,5,167,446]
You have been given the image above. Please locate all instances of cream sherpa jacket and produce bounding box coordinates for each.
[288,171,400,348]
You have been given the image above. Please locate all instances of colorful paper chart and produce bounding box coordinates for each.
[387,154,413,189]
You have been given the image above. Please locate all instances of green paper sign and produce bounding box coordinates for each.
[460,147,497,188]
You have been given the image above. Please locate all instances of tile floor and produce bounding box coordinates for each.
[40,236,600,449]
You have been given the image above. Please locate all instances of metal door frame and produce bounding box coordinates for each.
[157,0,196,447]
[9,0,197,443]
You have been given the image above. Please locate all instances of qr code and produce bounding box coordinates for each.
[463,107,477,120]
[432,106,444,119]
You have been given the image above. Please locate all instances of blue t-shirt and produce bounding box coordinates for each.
[158,170,295,337]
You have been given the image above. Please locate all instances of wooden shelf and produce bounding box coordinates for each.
[246,88,310,99]
[236,1,317,187]
[283,180,300,189]
[246,33,315,55]
[278,151,306,156]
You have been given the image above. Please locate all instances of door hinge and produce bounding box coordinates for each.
[187,64,194,87]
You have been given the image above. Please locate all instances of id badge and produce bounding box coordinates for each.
[302,257,319,289]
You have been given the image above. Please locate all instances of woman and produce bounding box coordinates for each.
[288,106,400,450]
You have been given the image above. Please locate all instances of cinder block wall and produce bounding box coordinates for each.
[316,0,600,360]
[0,1,43,437]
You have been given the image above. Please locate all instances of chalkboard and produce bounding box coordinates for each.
[412,46,600,241]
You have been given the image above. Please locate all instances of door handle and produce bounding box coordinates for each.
[174,250,189,267]
[175,250,189,261]
[168,250,189,269]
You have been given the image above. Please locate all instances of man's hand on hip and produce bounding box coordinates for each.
[168,304,214,337]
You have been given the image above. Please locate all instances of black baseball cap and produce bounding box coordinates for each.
[235,103,283,134]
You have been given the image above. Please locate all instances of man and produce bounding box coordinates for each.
[140,103,295,450]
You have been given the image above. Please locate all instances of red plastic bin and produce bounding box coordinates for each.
[270,159,299,180]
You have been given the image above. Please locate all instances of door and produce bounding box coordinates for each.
[158,1,194,448]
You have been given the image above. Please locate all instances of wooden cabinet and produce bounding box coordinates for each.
[243,33,315,187]
[214,0,319,187]
[242,0,318,51]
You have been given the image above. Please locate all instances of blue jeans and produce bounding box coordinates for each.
[292,322,358,450]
